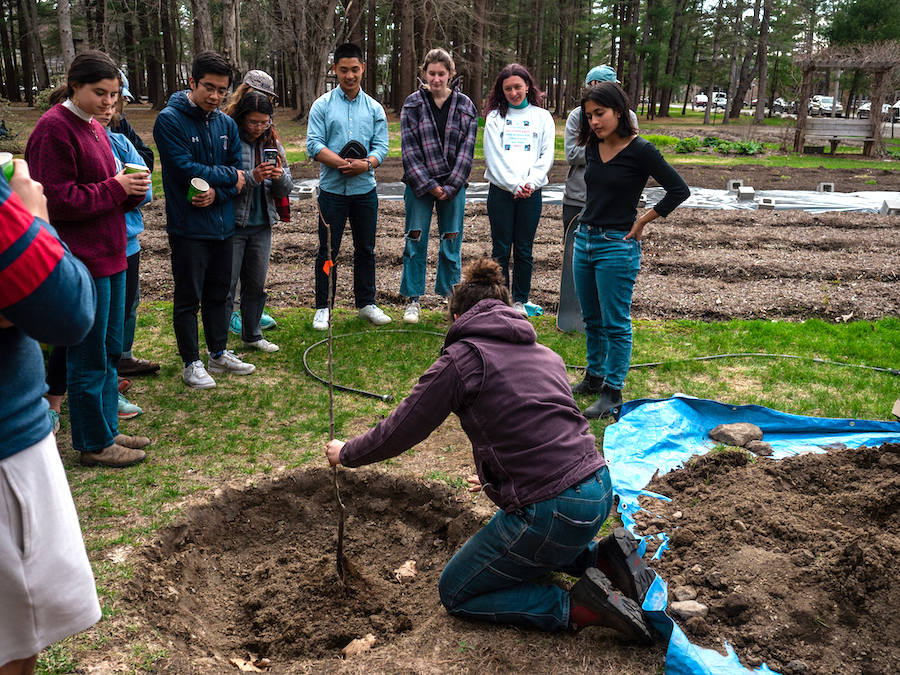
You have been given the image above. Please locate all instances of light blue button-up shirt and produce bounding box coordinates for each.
[306,87,389,196]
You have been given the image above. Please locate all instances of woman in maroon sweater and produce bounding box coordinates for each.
[25,51,152,468]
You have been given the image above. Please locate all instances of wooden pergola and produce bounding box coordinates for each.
[793,44,900,156]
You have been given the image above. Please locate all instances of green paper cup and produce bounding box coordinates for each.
[124,163,148,174]
[187,177,210,203]
[0,152,14,182]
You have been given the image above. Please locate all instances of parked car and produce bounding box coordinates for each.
[771,97,789,113]
[857,102,890,120]
[892,101,900,122]
[711,94,728,110]
[809,95,843,117]
[694,93,708,108]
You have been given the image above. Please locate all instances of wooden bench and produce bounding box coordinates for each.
[801,118,876,156]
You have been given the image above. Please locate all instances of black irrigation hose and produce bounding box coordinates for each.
[567,353,900,376]
[303,329,447,401]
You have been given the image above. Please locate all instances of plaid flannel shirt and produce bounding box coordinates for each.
[400,87,478,200]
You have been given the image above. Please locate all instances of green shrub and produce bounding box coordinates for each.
[714,140,733,154]
[702,136,720,147]
[34,86,57,112]
[732,140,763,155]
[674,136,702,153]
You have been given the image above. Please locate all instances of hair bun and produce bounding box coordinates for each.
[463,257,505,286]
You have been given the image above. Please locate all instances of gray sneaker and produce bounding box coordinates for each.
[358,304,391,325]
[243,338,280,353]
[403,301,420,324]
[208,350,256,375]
[183,360,216,389]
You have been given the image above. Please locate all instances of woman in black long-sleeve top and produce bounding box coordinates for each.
[571,82,689,419]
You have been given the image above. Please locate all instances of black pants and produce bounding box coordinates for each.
[168,233,234,364]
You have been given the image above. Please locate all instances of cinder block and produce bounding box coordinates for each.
[727,179,743,191]
[880,200,900,216]
[817,182,835,192]
[737,186,755,201]
[758,197,775,210]
[638,193,647,208]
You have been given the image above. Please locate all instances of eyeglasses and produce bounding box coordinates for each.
[245,119,272,130]
[199,81,229,96]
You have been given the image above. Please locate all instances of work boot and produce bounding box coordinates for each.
[569,568,653,644]
[595,528,658,604]
[115,433,152,449]
[572,373,603,395]
[583,384,623,419]
[81,444,146,468]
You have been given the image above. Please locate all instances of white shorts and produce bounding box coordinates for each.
[0,433,101,665]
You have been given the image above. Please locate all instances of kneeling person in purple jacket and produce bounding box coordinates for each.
[326,258,658,643]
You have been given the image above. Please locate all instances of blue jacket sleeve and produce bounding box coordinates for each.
[154,110,240,193]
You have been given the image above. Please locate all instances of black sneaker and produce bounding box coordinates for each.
[570,568,653,644]
[596,527,658,603]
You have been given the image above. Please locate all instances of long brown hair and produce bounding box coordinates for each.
[228,90,279,149]
[49,50,120,106]
[485,63,544,117]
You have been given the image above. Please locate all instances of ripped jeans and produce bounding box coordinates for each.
[438,468,613,632]
[399,184,465,299]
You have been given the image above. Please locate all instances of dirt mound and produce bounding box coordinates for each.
[126,469,495,670]
[635,443,900,675]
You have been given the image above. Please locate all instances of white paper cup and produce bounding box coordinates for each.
[187,177,210,203]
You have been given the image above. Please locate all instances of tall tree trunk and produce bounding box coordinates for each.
[58,0,76,71]
[191,0,214,54]
[286,0,339,123]
[124,8,143,99]
[140,1,165,109]
[730,0,761,119]
[657,0,689,117]
[365,0,376,95]
[398,0,415,103]
[345,0,364,47]
[162,0,178,94]
[222,0,239,71]
[624,0,639,104]
[16,0,33,105]
[20,0,48,90]
[703,0,724,124]
[532,0,546,85]
[0,0,21,101]
[469,0,486,114]
[752,0,771,124]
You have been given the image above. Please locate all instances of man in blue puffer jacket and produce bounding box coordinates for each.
[154,50,255,390]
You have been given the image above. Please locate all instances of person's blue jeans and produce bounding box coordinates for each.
[572,225,641,390]
[438,468,613,632]
[487,184,543,303]
[228,226,273,343]
[67,271,124,452]
[399,185,465,299]
[315,189,378,309]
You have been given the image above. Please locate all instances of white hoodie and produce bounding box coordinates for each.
[483,104,555,194]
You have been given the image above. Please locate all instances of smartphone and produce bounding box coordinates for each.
[263,148,278,165]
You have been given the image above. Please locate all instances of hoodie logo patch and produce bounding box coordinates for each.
[220,135,229,150]
[191,136,200,143]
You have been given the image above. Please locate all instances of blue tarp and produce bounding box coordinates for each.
[604,394,900,675]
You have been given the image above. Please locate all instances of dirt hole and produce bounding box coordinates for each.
[126,468,490,665]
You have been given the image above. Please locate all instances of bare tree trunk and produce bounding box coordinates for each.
[124,7,143,99]
[703,0,724,125]
[0,0,21,101]
[752,0,771,124]
[286,0,339,123]
[469,0,486,114]
[191,0,214,54]
[729,0,760,119]
[532,0,546,85]
[657,0,689,116]
[161,0,178,94]
[345,0,364,47]
[58,0,76,71]
[222,0,239,71]
[20,0,48,90]
[16,0,33,105]
[398,0,415,103]
[624,0,639,103]
[365,0,376,95]
[721,2,740,126]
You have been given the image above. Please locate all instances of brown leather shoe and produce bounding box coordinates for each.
[118,356,161,376]
[115,433,151,449]
[81,444,146,468]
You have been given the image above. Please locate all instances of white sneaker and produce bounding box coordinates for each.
[358,304,391,325]
[208,350,256,375]
[312,307,329,331]
[403,301,420,324]
[183,360,216,389]
[513,301,528,316]
[243,339,280,353]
